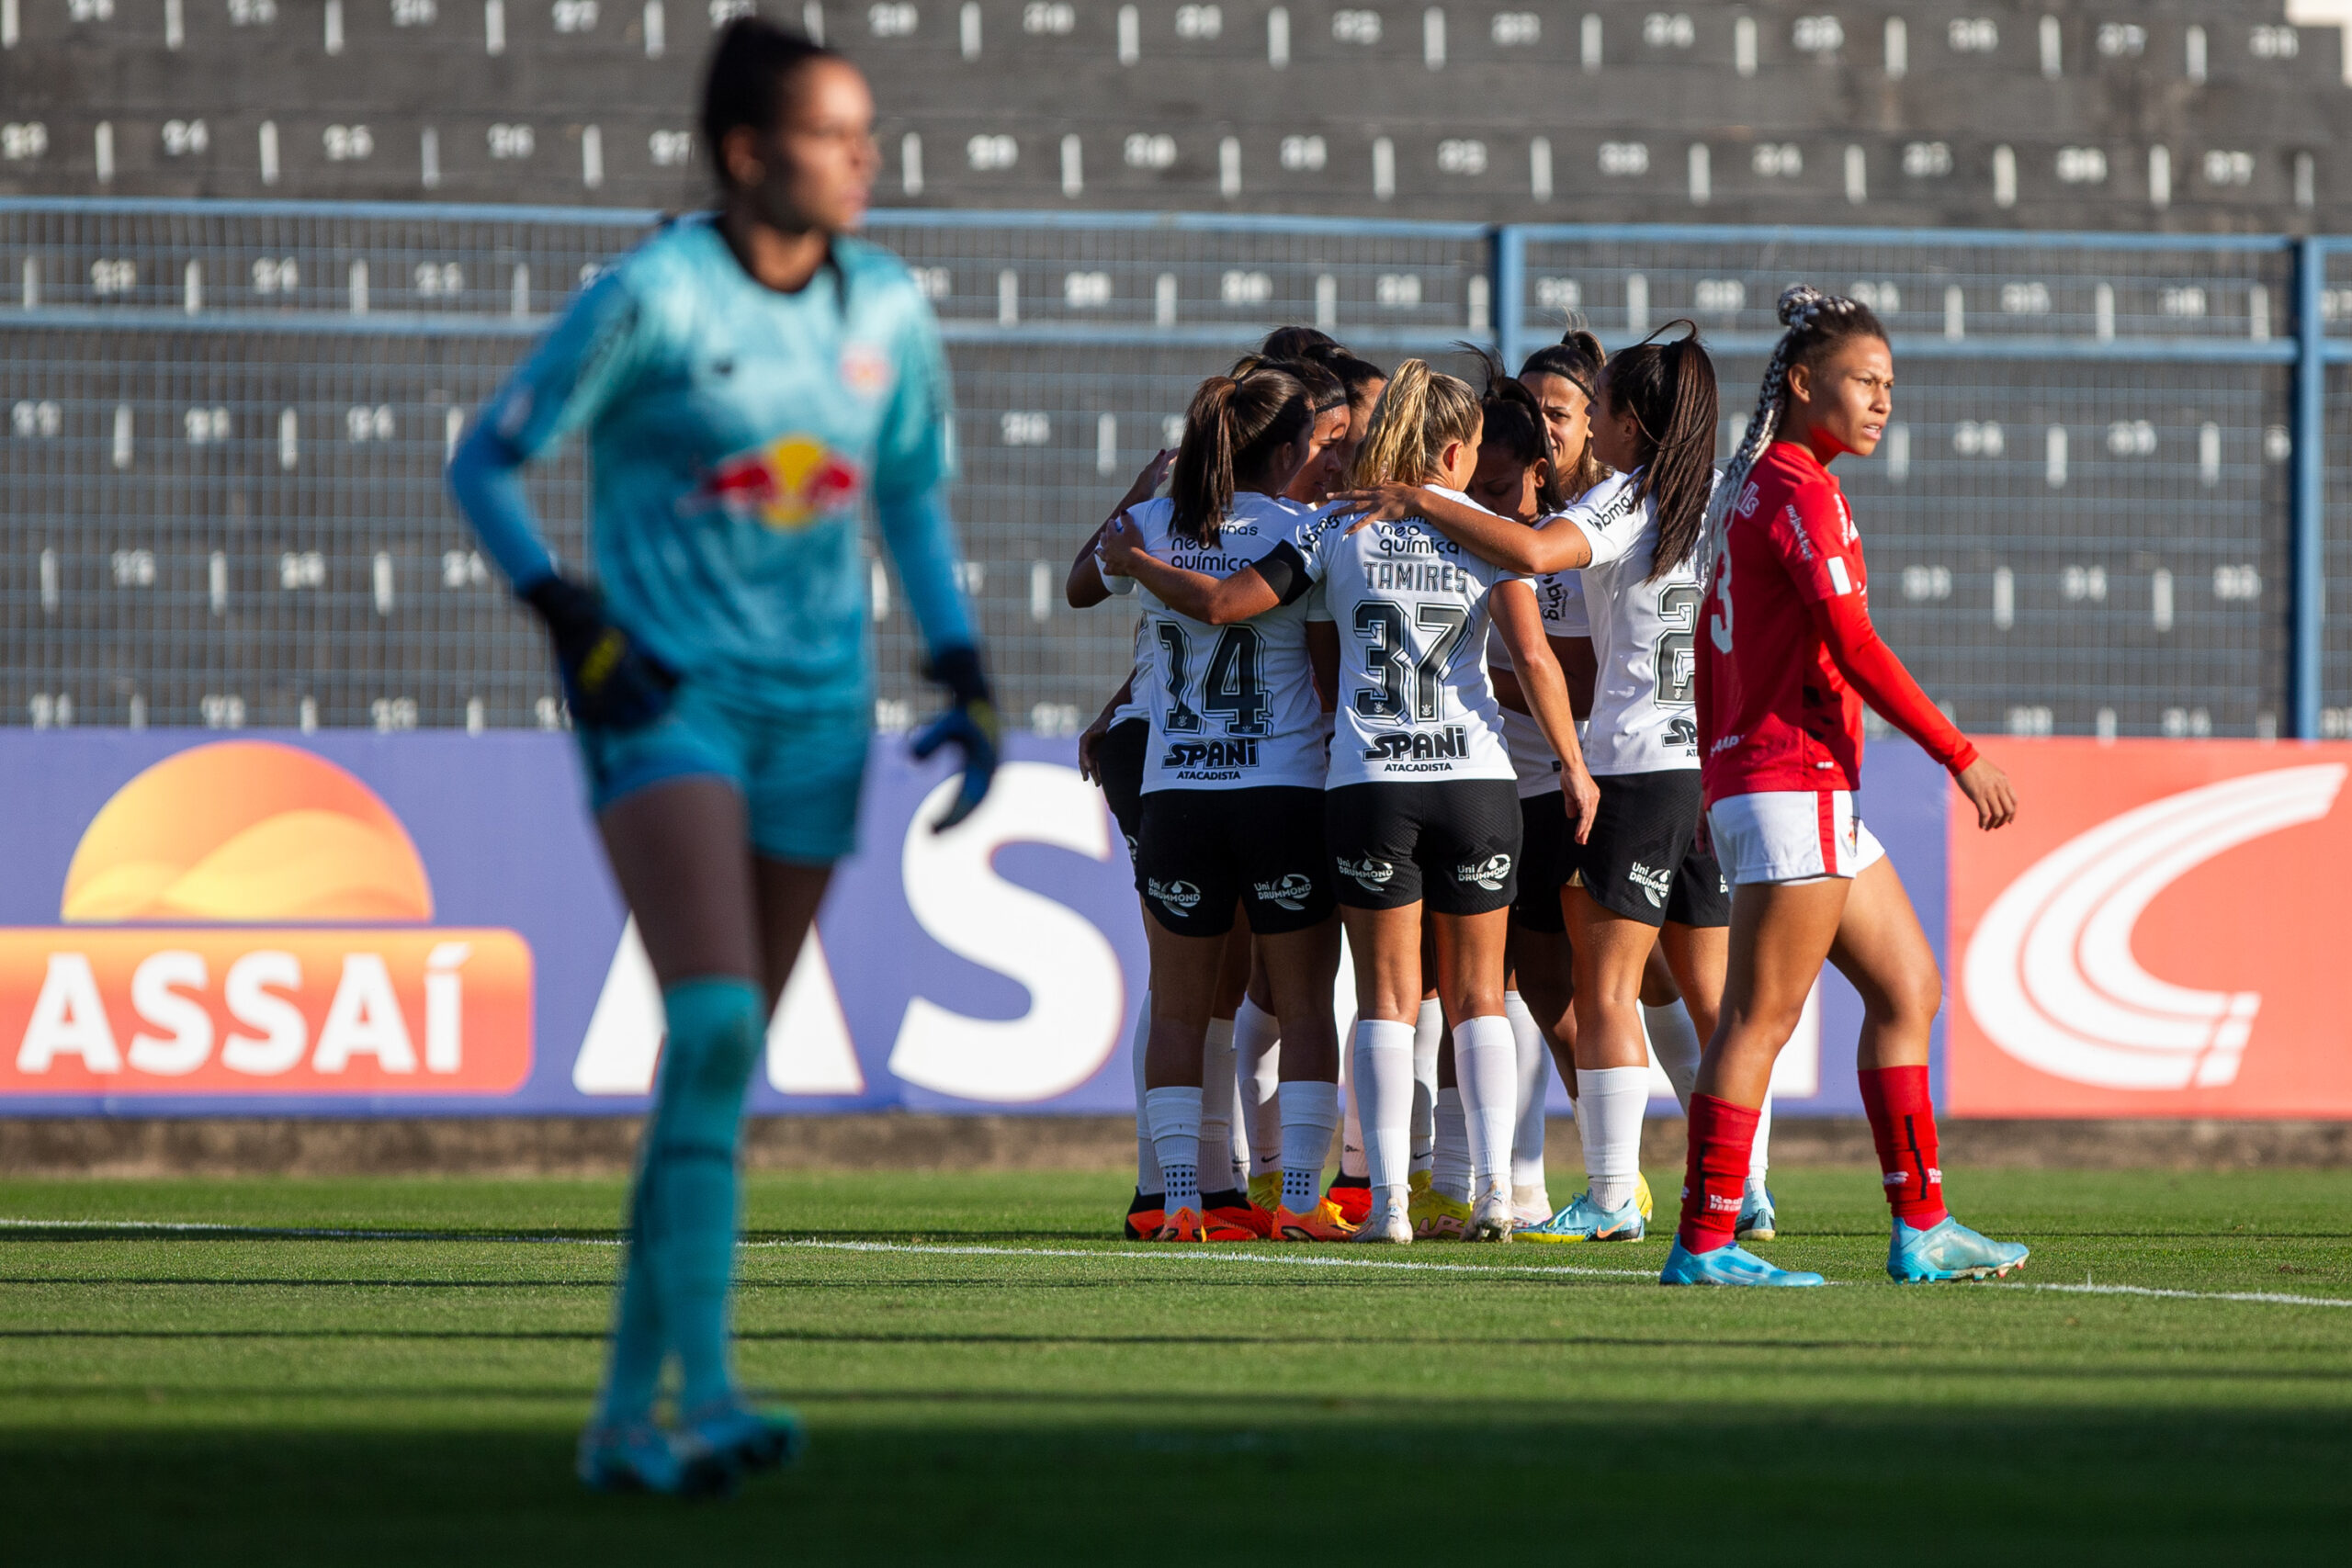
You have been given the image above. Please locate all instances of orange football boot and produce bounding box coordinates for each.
[1269,1198,1360,1241]
[1326,1174,1374,1225]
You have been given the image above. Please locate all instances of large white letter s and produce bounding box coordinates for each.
[888,761,1125,1102]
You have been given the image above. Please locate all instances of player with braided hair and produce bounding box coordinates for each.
[1663,285,2026,1287]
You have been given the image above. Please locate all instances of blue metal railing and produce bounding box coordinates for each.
[1,199,2345,739]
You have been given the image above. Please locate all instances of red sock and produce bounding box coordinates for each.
[1859,1066,1950,1229]
[1676,1094,1760,1253]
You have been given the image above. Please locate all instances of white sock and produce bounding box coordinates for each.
[1409,998,1442,1173]
[1747,1092,1774,1200]
[1339,1035,1369,1179]
[1504,990,1547,1190]
[1278,1079,1340,1211]
[1644,999,1702,1115]
[1145,1085,1203,1214]
[1199,1016,1238,1195]
[1350,1020,1416,1204]
[1453,1014,1519,1200]
[1577,1066,1650,1213]
[1432,1087,1471,1203]
[1235,995,1283,1178]
[1131,993,1159,1195]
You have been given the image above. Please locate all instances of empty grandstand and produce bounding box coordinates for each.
[6,2,2350,228]
[1,5,2348,740]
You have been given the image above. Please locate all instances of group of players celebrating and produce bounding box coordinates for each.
[452,16,2032,1497]
[1070,304,2030,1294]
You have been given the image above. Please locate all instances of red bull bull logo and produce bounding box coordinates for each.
[691,433,864,531]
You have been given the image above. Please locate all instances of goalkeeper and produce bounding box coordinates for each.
[447,17,996,1495]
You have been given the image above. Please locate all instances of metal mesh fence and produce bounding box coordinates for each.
[0,200,2336,739]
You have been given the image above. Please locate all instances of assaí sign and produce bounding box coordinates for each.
[0,739,532,1094]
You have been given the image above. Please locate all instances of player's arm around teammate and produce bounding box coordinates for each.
[447,20,995,1490]
[1119,363,1589,1244]
[1086,367,1351,1242]
[1667,286,2021,1289]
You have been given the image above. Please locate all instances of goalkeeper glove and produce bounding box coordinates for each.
[521,575,680,732]
[911,644,1000,832]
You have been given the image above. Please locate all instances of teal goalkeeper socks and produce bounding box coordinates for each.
[593,1213,664,1428]
[629,976,764,1418]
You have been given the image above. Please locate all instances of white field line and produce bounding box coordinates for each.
[742,1235,1659,1280]
[6,1219,2352,1308]
[2005,1280,2352,1310]
[0,1219,1651,1280]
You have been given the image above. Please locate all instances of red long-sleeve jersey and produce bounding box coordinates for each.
[1695,441,1977,809]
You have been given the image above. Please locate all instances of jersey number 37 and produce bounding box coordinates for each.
[1354,600,1468,722]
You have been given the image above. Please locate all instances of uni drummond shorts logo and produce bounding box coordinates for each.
[1335,856,1396,892]
[0,741,533,1097]
[1252,873,1315,911]
[1146,878,1203,914]
[1627,861,1673,908]
[1455,854,1513,892]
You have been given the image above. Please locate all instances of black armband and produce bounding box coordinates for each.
[1254,541,1315,607]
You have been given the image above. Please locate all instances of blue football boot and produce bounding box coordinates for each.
[673,1400,808,1496]
[1887,1214,2030,1283]
[1736,1187,1778,1243]
[1659,1238,1825,1287]
[1514,1190,1645,1245]
[576,1422,688,1495]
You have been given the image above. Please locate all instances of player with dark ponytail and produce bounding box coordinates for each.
[1075,364,1352,1244]
[1669,285,2024,1288]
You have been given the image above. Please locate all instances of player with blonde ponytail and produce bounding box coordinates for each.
[1668,285,2027,1287]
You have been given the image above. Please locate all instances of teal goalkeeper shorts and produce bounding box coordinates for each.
[572,682,872,864]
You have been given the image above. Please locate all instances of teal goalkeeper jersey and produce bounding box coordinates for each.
[480,214,960,716]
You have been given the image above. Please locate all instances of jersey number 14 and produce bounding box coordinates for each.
[1158,621,1270,735]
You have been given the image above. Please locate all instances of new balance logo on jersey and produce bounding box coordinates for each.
[1627,861,1673,908]
[1336,856,1396,891]
[1252,873,1316,911]
[1735,481,1761,519]
[1163,739,1260,771]
[1456,854,1513,892]
[1147,878,1202,913]
[1363,728,1468,762]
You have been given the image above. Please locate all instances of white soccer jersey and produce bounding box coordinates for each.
[1292,487,1521,788]
[1566,468,1706,776]
[1110,618,1149,728]
[1116,492,1329,792]
[1485,517,1591,798]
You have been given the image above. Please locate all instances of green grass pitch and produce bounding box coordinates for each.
[2,1165,2347,1564]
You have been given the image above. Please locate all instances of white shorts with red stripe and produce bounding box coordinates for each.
[1705,790,1886,886]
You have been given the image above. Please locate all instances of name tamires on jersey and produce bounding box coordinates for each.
[1287,487,1522,788]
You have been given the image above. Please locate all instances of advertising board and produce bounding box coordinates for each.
[0,728,1981,1119]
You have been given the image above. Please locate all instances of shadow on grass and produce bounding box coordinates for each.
[1,1404,2346,1566]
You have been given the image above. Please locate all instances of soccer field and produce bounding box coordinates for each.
[2,1167,2347,1564]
